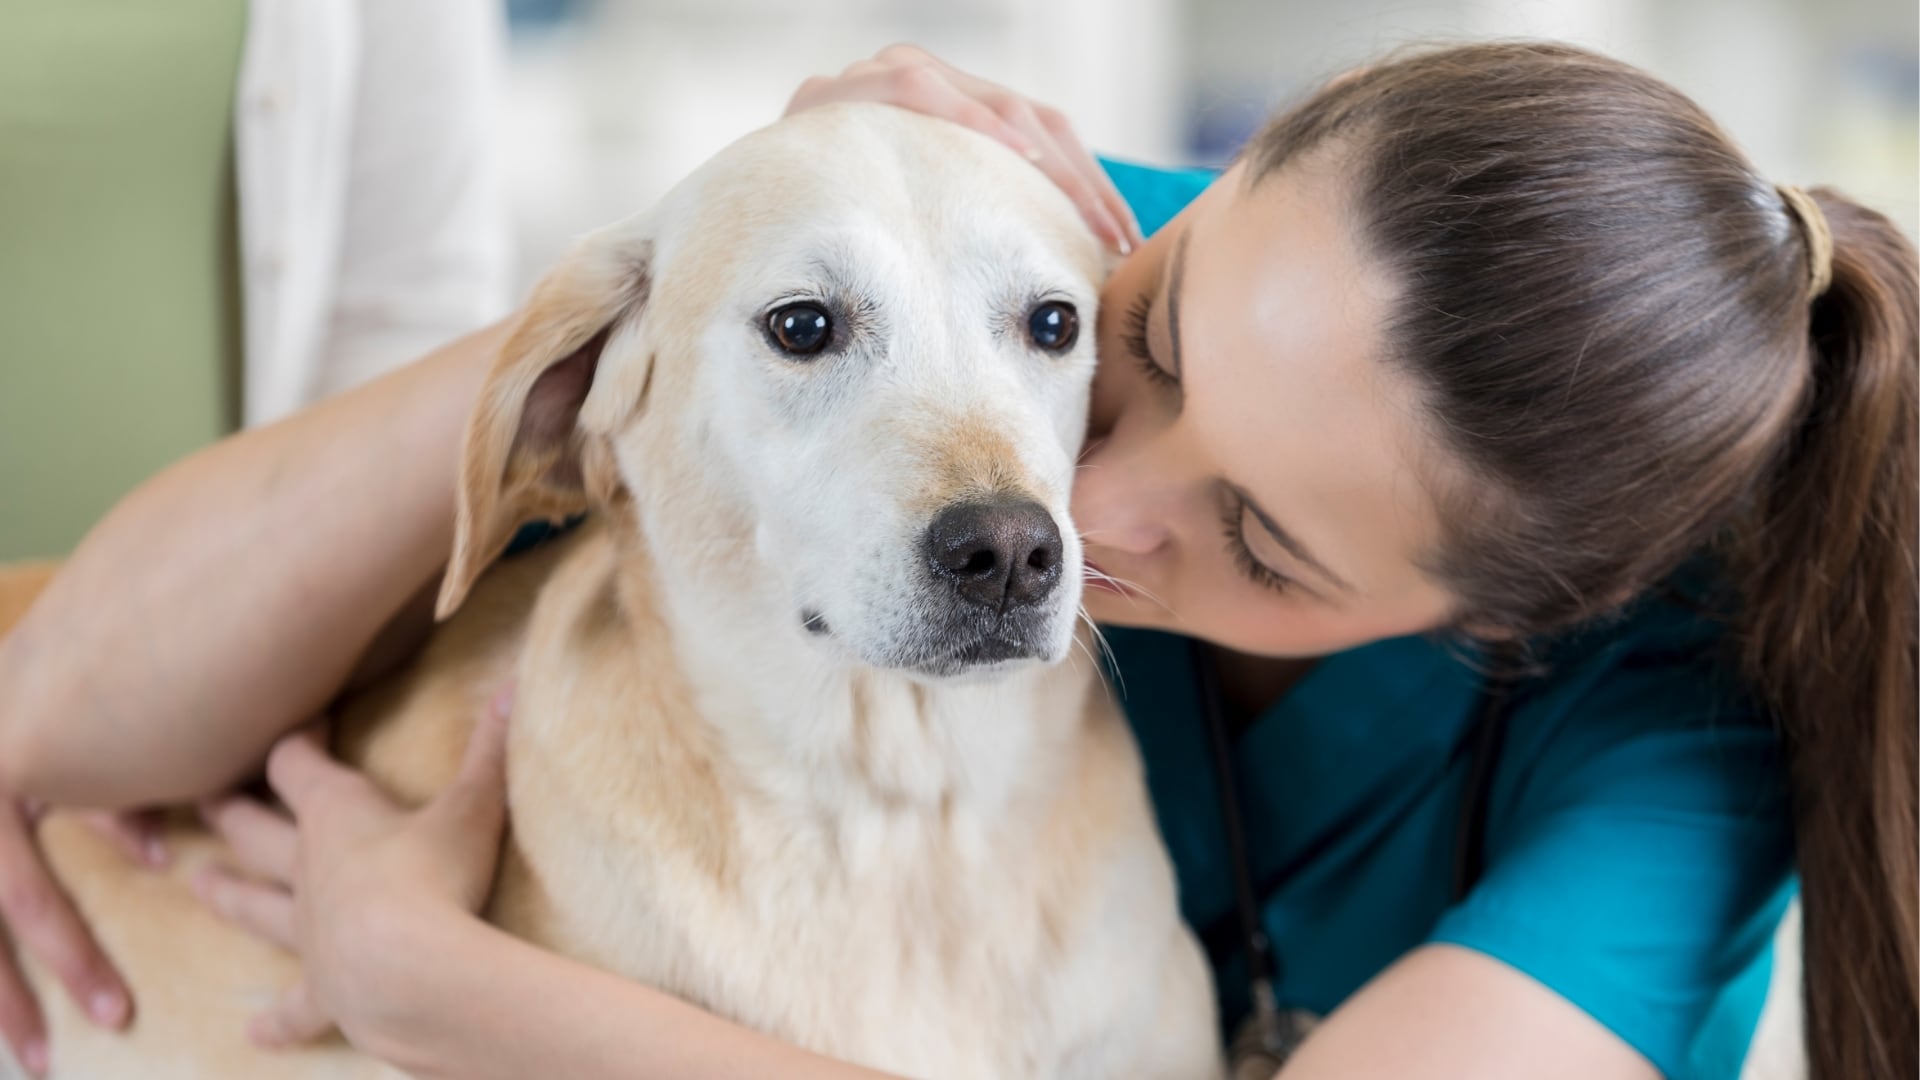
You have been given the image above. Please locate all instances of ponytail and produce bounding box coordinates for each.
[1735,190,1917,1079]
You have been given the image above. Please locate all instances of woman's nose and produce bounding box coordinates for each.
[1071,441,1177,556]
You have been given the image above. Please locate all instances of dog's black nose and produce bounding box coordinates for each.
[925,498,1063,611]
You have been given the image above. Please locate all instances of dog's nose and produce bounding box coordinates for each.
[925,498,1064,611]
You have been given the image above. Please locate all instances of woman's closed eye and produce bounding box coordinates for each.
[1123,293,1180,390]
[1218,491,1296,595]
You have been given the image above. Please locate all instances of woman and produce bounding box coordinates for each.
[1,41,1912,1080]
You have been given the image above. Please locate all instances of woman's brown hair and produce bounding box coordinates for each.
[1245,41,1916,1077]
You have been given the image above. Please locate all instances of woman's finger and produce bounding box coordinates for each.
[925,63,1137,253]
[197,797,297,885]
[1032,104,1144,250]
[872,41,933,68]
[430,684,513,833]
[76,810,168,869]
[190,867,296,951]
[247,979,333,1048]
[790,61,1043,161]
[845,65,1128,252]
[264,723,360,819]
[976,89,1131,254]
[877,62,1045,160]
[790,47,1136,253]
[0,945,50,1077]
[0,805,130,1032]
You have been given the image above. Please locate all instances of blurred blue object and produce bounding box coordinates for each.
[1846,44,1919,107]
[507,0,589,33]
[1187,87,1275,167]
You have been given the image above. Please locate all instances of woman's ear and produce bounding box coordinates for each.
[436,236,654,620]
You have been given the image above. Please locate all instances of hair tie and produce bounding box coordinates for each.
[1776,184,1833,299]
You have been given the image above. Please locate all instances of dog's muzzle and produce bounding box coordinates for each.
[907,496,1066,675]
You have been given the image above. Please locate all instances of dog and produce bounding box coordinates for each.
[6,103,1219,1079]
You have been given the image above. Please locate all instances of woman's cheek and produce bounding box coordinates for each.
[1086,344,1129,442]
[1067,442,1120,540]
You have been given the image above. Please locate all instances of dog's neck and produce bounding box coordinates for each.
[610,473,1093,821]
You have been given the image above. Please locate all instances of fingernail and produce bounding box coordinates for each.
[90,989,127,1026]
[22,1036,48,1074]
[1024,146,1044,163]
[143,835,168,868]
[1115,234,1133,256]
[490,684,515,718]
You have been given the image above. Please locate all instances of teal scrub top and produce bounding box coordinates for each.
[1097,158,1795,1079]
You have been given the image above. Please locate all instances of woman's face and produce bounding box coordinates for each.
[1076,155,1458,657]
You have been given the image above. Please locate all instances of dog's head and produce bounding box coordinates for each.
[438,104,1105,680]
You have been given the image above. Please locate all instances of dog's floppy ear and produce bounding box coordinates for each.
[436,237,654,619]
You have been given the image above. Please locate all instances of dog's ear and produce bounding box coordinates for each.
[436,238,654,619]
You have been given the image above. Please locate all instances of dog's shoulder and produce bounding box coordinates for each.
[336,522,604,806]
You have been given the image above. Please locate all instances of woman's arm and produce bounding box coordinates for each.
[368,918,899,1080]
[196,712,1652,1080]
[0,321,507,808]
[1273,947,1659,1080]
[194,702,897,1080]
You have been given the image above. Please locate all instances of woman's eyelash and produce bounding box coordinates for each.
[1217,496,1294,594]
[1123,294,1180,389]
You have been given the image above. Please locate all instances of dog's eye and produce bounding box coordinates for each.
[1027,301,1079,353]
[768,303,833,357]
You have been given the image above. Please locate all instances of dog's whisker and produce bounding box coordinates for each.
[1075,605,1126,700]
[1088,619,1120,673]
[1080,563,1173,615]
[1086,616,1125,699]
[1067,635,1097,680]
[1086,569,1171,614]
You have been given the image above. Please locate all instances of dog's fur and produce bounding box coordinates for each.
[4,104,1217,1079]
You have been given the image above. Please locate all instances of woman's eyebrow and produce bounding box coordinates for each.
[1232,483,1358,595]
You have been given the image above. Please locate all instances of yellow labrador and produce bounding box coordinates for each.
[9,103,1218,1079]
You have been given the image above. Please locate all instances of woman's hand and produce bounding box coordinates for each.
[185,689,893,1080]
[787,43,1144,256]
[191,687,512,1053]
[0,799,167,1076]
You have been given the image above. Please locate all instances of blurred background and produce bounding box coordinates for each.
[1,0,1914,558]
[501,0,1918,291]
